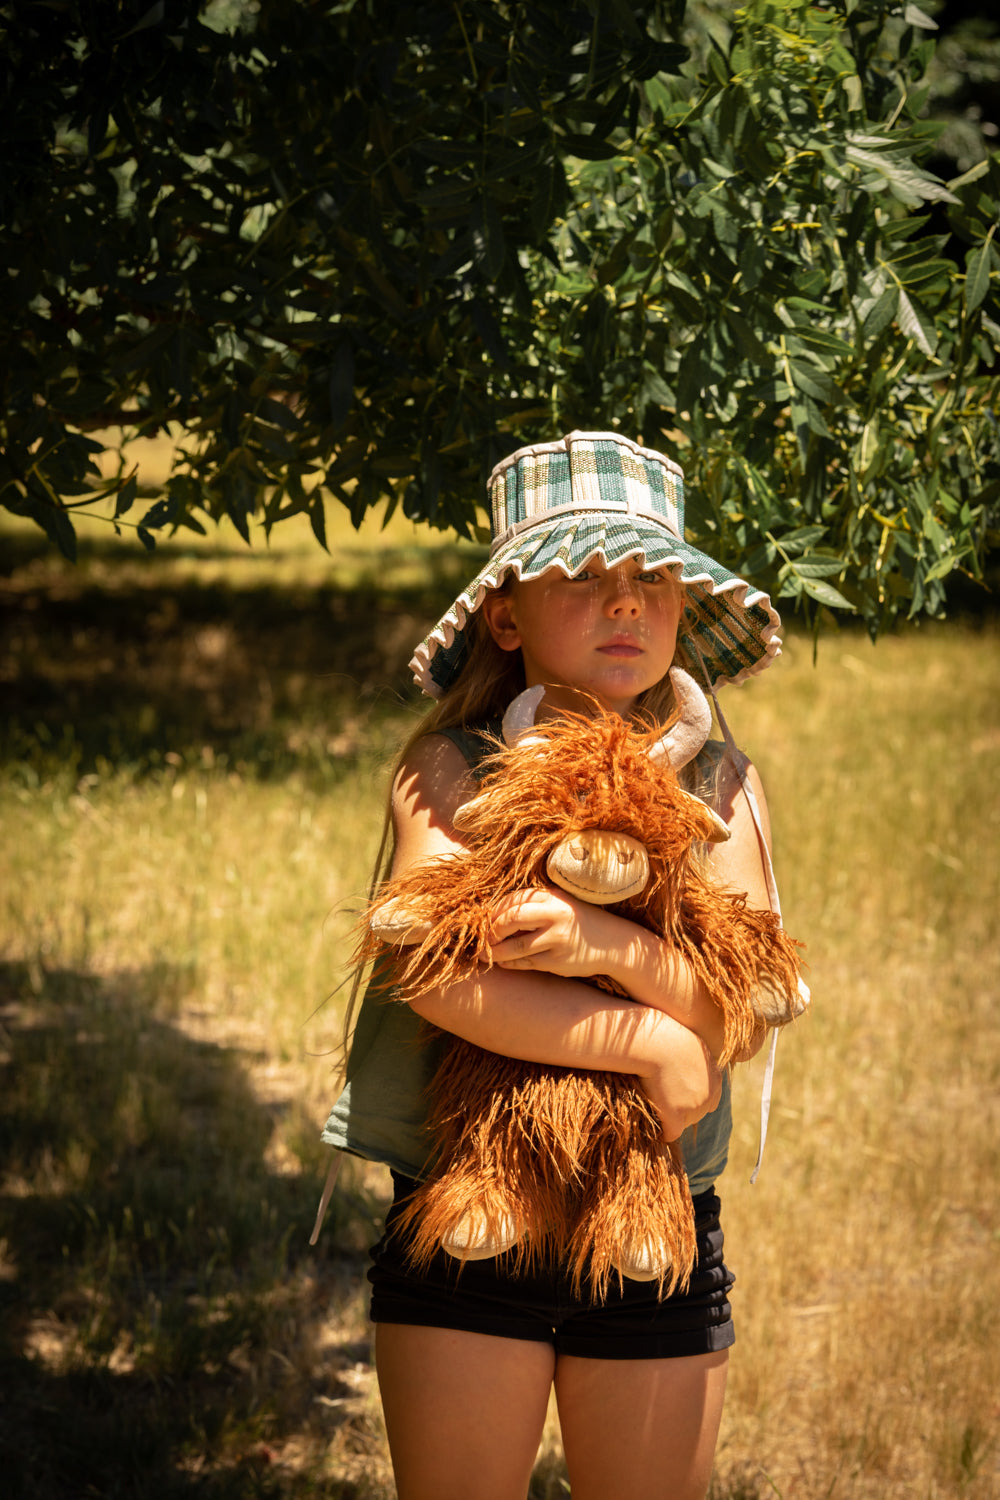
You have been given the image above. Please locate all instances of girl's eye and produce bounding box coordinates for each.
[637,569,669,584]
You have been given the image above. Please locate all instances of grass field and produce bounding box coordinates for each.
[1,503,998,1498]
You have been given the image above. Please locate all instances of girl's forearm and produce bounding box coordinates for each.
[483,889,728,1059]
[599,923,727,1059]
[409,966,720,1139]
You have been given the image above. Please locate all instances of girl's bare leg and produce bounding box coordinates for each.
[374,1323,556,1500]
[554,1349,729,1500]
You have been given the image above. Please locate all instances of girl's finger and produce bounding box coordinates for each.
[494,952,535,970]
[490,930,542,961]
[487,891,551,942]
[490,888,545,922]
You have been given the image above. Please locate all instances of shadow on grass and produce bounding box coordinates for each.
[0,530,483,782]
[0,958,387,1499]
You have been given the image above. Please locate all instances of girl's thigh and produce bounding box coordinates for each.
[553,1348,729,1500]
[374,1322,556,1500]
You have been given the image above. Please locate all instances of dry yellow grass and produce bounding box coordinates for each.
[1,506,997,1496]
[714,624,1000,1500]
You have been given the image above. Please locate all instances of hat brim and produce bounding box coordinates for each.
[410,512,781,698]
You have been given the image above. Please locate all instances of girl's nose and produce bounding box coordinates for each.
[603,570,642,616]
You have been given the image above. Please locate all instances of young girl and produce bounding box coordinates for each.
[320,432,791,1500]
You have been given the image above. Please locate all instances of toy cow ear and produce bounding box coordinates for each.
[451,794,486,832]
[648,668,713,770]
[686,795,732,844]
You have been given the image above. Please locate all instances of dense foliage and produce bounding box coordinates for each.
[2,0,998,633]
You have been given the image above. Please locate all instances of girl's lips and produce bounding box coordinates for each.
[597,641,643,658]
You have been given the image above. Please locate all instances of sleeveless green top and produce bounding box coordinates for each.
[321,727,732,1194]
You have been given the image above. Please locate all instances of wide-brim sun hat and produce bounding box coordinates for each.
[409,430,782,698]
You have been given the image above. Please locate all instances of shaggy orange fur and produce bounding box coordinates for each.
[361,708,804,1298]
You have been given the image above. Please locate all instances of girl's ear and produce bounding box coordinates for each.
[481,591,522,653]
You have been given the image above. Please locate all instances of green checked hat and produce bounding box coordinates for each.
[409,430,781,698]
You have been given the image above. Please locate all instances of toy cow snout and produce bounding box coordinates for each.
[546,828,650,904]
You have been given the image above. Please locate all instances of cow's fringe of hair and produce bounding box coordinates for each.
[363,709,804,1298]
[567,1134,696,1300]
[358,716,803,1066]
[393,1037,697,1298]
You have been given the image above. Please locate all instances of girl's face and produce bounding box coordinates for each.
[482,559,684,716]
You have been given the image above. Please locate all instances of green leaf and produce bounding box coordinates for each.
[801,578,856,610]
[862,285,900,338]
[530,158,565,239]
[472,199,506,281]
[892,257,954,290]
[778,526,828,554]
[309,496,328,552]
[559,132,622,162]
[597,231,638,287]
[896,289,937,356]
[33,500,78,561]
[902,4,938,29]
[113,474,139,518]
[109,323,177,376]
[965,238,993,313]
[792,554,847,579]
[948,160,990,193]
[743,540,777,573]
[845,142,959,206]
[787,360,840,403]
[119,1,165,40]
[141,498,176,531]
[842,74,863,112]
[787,320,854,358]
[328,342,355,433]
[257,396,300,432]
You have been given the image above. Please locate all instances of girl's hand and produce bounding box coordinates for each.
[488,887,629,980]
[637,1025,723,1141]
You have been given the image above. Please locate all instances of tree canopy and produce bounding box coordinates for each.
[2,0,998,635]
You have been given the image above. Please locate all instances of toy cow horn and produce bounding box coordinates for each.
[649,668,731,843]
[501,684,548,746]
[648,668,713,770]
[454,686,548,831]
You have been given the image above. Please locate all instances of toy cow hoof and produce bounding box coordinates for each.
[368,895,433,947]
[441,1208,522,1262]
[612,1238,672,1284]
[754,973,811,1026]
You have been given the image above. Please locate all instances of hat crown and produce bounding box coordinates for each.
[488,431,685,555]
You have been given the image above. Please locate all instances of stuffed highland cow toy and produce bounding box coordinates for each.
[363,668,806,1297]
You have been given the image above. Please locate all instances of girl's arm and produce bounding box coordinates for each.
[389,733,721,1140]
[487,753,775,1061]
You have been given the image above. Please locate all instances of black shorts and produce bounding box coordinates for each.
[368,1172,735,1361]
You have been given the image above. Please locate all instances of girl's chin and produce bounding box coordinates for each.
[526,669,661,715]
[542,685,642,717]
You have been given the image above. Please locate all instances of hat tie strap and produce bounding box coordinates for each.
[704,673,788,1187]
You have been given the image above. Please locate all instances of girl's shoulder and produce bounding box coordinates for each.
[694,736,751,775]
[435,719,503,778]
